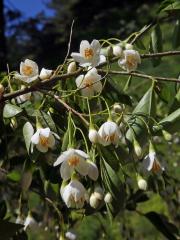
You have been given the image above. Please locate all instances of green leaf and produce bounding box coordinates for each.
[150,24,163,67]
[23,122,34,154]
[38,110,57,132]
[0,220,23,239]
[3,103,23,118]
[145,212,179,240]
[172,19,180,49]
[0,201,7,219]
[126,86,156,144]
[61,130,69,151]
[100,146,119,171]
[7,170,21,182]
[135,38,146,50]
[158,108,180,133]
[101,159,125,218]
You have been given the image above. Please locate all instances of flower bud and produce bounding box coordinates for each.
[67,62,76,74]
[113,45,123,57]
[133,138,142,158]
[104,192,112,203]
[88,129,99,144]
[39,68,52,80]
[89,193,100,209]
[162,130,172,141]
[125,43,133,50]
[24,213,37,230]
[107,46,113,57]
[94,186,104,200]
[138,178,147,191]
[113,103,123,113]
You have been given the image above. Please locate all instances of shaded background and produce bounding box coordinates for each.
[1,0,159,70]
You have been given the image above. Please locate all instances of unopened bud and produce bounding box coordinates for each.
[39,68,52,80]
[67,62,76,74]
[113,103,123,113]
[10,118,18,129]
[94,186,104,200]
[137,178,147,191]
[162,130,172,141]
[107,46,113,57]
[125,43,133,50]
[88,129,99,144]
[89,193,100,209]
[104,192,112,203]
[133,138,142,158]
[65,231,77,240]
[113,45,123,57]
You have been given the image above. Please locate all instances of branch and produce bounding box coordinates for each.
[98,69,180,83]
[141,51,180,58]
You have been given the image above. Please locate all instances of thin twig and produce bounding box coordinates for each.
[98,69,180,83]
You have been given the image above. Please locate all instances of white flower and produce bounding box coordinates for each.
[31,127,56,153]
[15,59,39,83]
[71,39,106,67]
[24,213,37,230]
[39,68,52,80]
[138,178,147,191]
[87,161,99,181]
[142,152,164,174]
[113,45,123,57]
[104,192,112,203]
[98,121,121,146]
[61,180,87,208]
[53,148,89,180]
[118,50,141,72]
[88,129,99,143]
[65,231,77,240]
[75,68,102,97]
[67,62,77,73]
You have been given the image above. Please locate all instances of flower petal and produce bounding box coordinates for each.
[80,40,91,55]
[31,130,40,144]
[71,52,87,65]
[24,59,39,75]
[75,75,84,88]
[75,149,89,159]
[48,133,55,148]
[142,154,155,171]
[91,39,101,52]
[81,87,94,97]
[40,128,50,138]
[60,161,73,180]
[87,161,99,181]
[75,158,89,176]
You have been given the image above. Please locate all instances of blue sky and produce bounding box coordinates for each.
[5,0,54,18]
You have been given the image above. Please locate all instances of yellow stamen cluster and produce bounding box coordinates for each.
[22,65,33,76]
[68,155,80,167]
[40,136,49,147]
[152,160,161,173]
[84,48,94,59]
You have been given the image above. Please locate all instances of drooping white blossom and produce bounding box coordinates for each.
[39,68,53,80]
[142,152,164,174]
[98,121,121,146]
[31,127,56,153]
[53,148,89,180]
[61,180,87,209]
[75,68,102,97]
[89,193,100,209]
[15,59,39,83]
[16,85,31,103]
[87,161,99,181]
[71,40,106,67]
[118,50,141,72]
